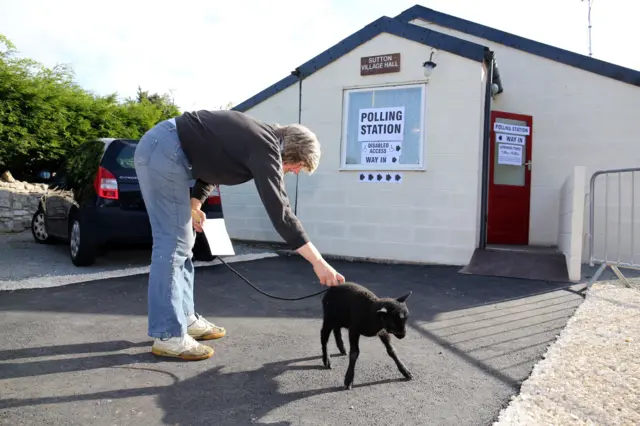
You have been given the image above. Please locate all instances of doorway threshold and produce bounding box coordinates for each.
[460,245,569,283]
[486,244,560,254]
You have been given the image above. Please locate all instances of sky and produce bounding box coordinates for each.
[0,0,637,112]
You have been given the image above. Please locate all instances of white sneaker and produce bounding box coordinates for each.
[187,313,227,341]
[151,334,214,360]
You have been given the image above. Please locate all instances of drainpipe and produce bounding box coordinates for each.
[290,67,303,215]
[478,49,495,250]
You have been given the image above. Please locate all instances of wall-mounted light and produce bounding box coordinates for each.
[423,51,437,78]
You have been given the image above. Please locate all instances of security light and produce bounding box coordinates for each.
[423,51,437,78]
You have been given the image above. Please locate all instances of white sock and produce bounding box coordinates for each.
[187,313,198,324]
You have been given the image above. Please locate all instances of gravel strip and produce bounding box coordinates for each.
[493,279,640,425]
[0,230,279,291]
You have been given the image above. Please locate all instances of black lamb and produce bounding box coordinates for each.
[320,281,413,390]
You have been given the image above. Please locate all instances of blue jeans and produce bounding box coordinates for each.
[134,119,196,339]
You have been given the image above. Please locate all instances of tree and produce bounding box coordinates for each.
[0,34,182,181]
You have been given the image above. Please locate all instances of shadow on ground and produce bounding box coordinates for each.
[0,256,586,425]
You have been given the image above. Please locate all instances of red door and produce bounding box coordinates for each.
[487,110,533,245]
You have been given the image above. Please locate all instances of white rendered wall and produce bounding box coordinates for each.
[410,19,640,263]
[232,31,486,265]
[558,166,586,281]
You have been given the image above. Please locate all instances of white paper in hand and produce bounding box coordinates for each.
[201,218,236,256]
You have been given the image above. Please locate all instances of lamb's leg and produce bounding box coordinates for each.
[333,328,346,355]
[321,322,332,369]
[343,330,361,390]
[379,332,412,380]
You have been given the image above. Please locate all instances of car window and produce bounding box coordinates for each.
[101,140,137,172]
[115,144,136,169]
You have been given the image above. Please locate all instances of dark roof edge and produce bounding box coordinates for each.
[232,16,487,113]
[395,5,640,88]
[483,49,504,95]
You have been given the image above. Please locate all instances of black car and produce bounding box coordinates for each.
[31,137,224,266]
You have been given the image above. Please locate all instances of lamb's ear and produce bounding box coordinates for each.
[396,291,412,303]
[377,307,388,314]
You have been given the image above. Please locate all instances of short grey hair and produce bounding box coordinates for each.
[272,123,321,174]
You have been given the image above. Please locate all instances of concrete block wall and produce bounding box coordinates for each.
[226,32,487,266]
[410,19,640,250]
[558,166,586,281]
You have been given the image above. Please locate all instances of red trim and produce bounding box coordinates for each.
[487,110,533,245]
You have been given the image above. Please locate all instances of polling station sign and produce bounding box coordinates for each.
[493,122,530,136]
[358,106,405,142]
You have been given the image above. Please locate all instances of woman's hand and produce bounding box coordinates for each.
[296,241,345,286]
[190,198,205,232]
[191,208,205,232]
[312,258,345,287]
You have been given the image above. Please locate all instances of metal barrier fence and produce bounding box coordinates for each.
[587,167,640,288]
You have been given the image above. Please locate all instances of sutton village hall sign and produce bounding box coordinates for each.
[360,53,401,76]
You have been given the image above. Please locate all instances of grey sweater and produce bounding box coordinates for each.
[174,110,309,250]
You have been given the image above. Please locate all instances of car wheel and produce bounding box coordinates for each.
[69,216,97,267]
[31,208,54,244]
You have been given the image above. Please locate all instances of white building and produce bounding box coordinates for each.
[221,5,640,283]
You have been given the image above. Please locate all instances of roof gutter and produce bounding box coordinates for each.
[491,56,504,95]
[478,48,496,249]
[290,67,304,215]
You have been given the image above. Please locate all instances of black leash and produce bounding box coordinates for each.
[215,256,328,301]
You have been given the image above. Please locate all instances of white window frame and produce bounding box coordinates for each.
[339,82,427,171]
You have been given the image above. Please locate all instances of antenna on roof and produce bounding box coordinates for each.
[581,0,594,57]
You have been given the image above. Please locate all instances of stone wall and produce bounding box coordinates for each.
[0,181,48,233]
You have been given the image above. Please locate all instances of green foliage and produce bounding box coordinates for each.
[0,34,182,180]
[64,139,105,203]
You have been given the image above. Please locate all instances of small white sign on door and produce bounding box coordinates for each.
[498,143,523,166]
[495,132,525,145]
[494,122,530,136]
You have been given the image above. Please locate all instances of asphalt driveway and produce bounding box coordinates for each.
[0,255,585,426]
